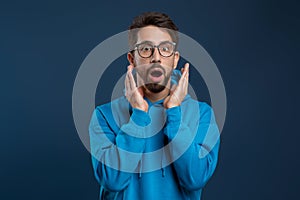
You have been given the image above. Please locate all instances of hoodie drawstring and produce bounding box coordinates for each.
[138,157,142,178]
[161,147,165,177]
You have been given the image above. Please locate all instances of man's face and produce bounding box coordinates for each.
[128,26,179,93]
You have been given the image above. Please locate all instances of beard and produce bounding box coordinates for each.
[143,63,171,93]
[144,83,167,93]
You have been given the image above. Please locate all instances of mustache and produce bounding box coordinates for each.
[147,63,166,74]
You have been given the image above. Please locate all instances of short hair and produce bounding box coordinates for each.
[128,12,179,51]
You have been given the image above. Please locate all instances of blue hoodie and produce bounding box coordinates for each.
[89,70,220,200]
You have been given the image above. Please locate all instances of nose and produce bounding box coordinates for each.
[150,47,161,63]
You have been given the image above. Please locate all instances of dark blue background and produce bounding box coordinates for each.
[1,0,299,199]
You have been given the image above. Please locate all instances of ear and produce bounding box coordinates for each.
[173,51,180,69]
[127,52,135,66]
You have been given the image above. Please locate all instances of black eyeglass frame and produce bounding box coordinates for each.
[132,41,177,58]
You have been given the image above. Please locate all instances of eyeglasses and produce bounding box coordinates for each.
[133,41,176,58]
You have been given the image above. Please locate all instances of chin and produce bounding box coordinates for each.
[144,83,166,93]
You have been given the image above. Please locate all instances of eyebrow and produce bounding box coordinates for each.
[137,40,171,45]
[138,40,153,44]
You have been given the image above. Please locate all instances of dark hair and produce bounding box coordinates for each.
[128,12,179,50]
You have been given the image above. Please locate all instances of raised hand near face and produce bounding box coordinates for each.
[163,63,189,109]
[125,65,149,112]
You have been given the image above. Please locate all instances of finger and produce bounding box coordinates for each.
[126,67,132,91]
[169,84,177,95]
[182,74,188,90]
[179,63,189,80]
[127,65,136,90]
[183,74,189,95]
[180,63,187,74]
[129,69,137,91]
[127,64,134,71]
[125,72,133,99]
[183,63,189,75]
[184,68,189,81]
[178,71,187,87]
[125,73,129,92]
[184,63,189,69]
[163,96,170,108]
[182,63,189,84]
[183,64,189,82]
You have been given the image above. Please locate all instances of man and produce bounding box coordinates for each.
[89,12,220,200]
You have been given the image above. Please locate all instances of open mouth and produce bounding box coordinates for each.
[151,70,163,77]
[148,68,164,83]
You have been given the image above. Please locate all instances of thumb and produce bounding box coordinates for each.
[138,87,144,96]
[163,96,170,108]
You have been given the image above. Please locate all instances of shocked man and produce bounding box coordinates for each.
[89,12,220,200]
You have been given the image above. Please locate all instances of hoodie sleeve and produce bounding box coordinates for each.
[163,102,220,191]
[89,106,150,192]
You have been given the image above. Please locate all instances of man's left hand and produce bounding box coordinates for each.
[163,63,189,109]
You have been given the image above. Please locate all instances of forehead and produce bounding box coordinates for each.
[136,25,173,45]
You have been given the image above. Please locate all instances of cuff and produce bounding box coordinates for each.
[131,108,151,127]
[166,106,181,123]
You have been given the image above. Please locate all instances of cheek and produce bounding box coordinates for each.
[172,58,178,69]
[164,59,176,71]
[133,54,147,65]
[164,65,174,77]
[135,64,148,79]
[166,56,176,65]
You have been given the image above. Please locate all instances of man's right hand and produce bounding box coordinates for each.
[125,65,149,112]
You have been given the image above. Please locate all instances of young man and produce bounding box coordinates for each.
[89,12,220,200]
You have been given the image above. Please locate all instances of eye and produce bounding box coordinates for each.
[161,46,170,52]
[160,44,173,52]
[139,44,153,52]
